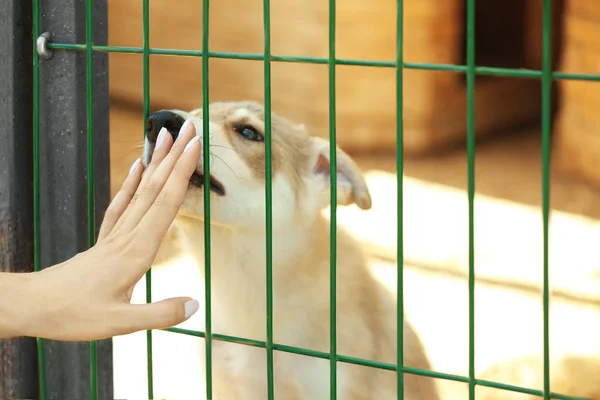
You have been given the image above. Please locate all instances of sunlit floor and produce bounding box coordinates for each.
[110,108,600,399]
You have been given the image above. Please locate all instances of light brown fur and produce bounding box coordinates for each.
[144,101,439,399]
[478,354,600,400]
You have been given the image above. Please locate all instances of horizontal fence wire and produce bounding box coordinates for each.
[45,43,600,81]
[163,327,590,400]
[39,0,597,394]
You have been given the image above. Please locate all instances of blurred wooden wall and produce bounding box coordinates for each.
[554,0,600,188]
[108,0,556,156]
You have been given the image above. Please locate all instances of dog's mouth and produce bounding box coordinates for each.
[190,172,226,196]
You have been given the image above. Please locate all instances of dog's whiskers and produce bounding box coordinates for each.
[210,144,235,152]
[210,152,241,180]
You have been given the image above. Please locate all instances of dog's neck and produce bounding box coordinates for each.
[174,213,323,339]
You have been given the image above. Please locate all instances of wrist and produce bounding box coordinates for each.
[0,271,42,338]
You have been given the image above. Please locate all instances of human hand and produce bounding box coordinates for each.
[3,123,201,341]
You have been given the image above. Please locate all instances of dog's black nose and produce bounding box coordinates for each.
[146,110,186,144]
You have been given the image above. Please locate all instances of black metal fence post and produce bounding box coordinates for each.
[0,0,38,398]
[36,0,112,398]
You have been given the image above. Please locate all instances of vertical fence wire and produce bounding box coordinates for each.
[466,0,476,398]
[84,0,99,397]
[31,0,47,398]
[541,0,552,399]
[201,0,214,396]
[262,0,275,396]
[395,0,404,398]
[141,0,154,397]
[328,0,338,397]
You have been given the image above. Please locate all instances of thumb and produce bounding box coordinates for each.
[117,297,200,334]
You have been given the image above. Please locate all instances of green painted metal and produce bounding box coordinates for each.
[542,1,553,400]
[328,0,338,396]
[85,0,98,397]
[31,0,599,398]
[31,0,47,398]
[45,42,600,82]
[466,0,476,399]
[201,0,214,397]
[142,0,154,397]
[395,0,404,396]
[165,326,589,400]
[263,0,275,397]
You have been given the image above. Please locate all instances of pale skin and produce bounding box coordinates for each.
[0,122,202,341]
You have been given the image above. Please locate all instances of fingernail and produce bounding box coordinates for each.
[179,120,192,140]
[184,299,199,319]
[184,136,199,152]
[155,127,168,149]
[129,158,141,175]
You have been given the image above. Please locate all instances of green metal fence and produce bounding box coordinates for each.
[30,0,599,399]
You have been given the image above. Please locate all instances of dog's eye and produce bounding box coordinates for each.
[234,125,264,142]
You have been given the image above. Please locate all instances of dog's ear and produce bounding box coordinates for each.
[309,136,372,210]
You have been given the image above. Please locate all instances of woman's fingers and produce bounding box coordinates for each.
[139,138,200,243]
[126,138,200,282]
[115,121,197,235]
[97,158,145,240]
[110,127,174,234]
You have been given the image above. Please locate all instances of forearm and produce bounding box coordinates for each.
[0,271,39,339]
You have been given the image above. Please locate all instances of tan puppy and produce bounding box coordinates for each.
[142,101,439,400]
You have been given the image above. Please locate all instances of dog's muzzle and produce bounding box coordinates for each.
[146,110,186,146]
[144,110,226,196]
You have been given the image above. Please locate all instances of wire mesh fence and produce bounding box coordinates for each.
[22,0,600,399]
